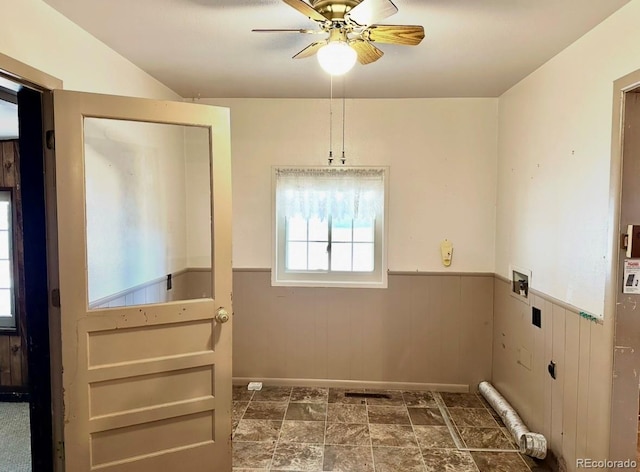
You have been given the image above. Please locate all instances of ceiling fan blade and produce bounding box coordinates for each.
[293,41,327,59]
[350,39,384,65]
[365,24,425,45]
[348,0,398,25]
[252,29,321,34]
[282,0,328,22]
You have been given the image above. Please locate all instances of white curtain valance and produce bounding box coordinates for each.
[275,167,385,221]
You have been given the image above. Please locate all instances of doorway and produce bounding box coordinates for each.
[0,75,30,471]
[0,51,235,470]
[609,71,640,468]
[0,72,55,472]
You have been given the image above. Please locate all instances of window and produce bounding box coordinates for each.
[273,167,388,287]
[0,191,15,330]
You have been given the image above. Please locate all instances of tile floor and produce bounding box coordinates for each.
[232,386,548,472]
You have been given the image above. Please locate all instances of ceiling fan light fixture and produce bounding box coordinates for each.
[317,41,357,76]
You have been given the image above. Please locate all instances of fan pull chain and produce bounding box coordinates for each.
[341,78,346,165]
[328,75,333,165]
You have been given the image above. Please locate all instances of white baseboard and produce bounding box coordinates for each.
[232,377,469,393]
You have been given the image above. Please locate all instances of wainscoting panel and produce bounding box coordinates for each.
[232,270,494,389]
[89,270,191,309]
[492,277,612,472]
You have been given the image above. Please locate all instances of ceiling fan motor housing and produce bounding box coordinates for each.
[312,0,363,20]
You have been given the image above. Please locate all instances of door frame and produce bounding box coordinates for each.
[0,52,63,472]
[608,68,640,464]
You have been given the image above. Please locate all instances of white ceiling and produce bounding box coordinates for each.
[41,0,631,98]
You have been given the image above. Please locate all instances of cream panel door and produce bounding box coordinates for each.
[52,90,232,471]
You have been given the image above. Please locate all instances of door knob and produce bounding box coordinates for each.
[215,308,230,324]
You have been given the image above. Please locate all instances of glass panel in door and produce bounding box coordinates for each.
[83,118,213,309]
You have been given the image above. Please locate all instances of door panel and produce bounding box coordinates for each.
[52,90,232,471]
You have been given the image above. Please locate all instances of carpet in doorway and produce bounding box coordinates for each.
[0,402,31,472]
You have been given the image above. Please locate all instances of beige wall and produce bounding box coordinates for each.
[494,1,640,468]
[199,97,498,273]
[0,0,179,100]
[496,0,640,318]
[232,270,493,389]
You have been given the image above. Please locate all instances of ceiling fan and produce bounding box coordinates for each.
[252,0,425,75]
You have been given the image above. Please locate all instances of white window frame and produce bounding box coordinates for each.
[272,166,389,288]
[0,190,16,330]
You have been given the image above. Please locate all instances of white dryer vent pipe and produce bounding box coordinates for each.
[478,381,547,459]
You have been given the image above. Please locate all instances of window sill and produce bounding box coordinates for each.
[271,275,388,289]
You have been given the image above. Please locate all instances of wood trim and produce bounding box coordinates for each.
[389,271,494,277]
[0,52,62,91]
[43,89,64,472]
[19,86,54,472]
[0,65,58,471]
[232,267,494,277]
[232,377,470,393]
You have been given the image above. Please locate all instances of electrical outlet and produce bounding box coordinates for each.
[532,306,541,328]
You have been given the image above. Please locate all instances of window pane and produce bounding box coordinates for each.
[286,242,307,270]
[331,243,352,271]
[308,242,329,270]
[0,202,9,230]
[0,231,9,260]
[287,217,307,241]
[332,219,352,242]
[353,243,374,272]
[353,219,374,242]
[274,167,387,286]
[0,260,11,289]
[84,119,213,308]
[308,217,328,242]
[0,289,11,317]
